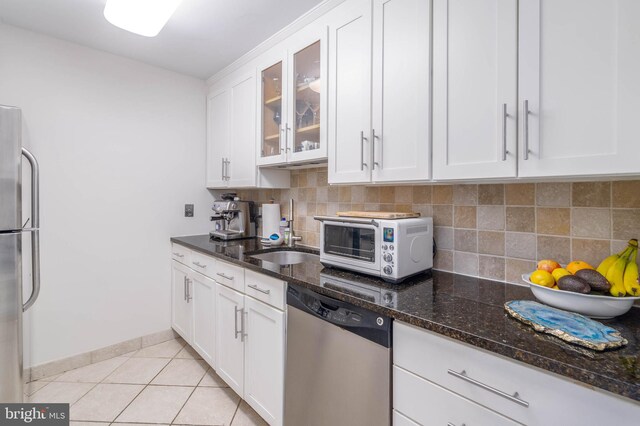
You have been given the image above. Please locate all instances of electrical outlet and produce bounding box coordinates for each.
[185,204,194,217]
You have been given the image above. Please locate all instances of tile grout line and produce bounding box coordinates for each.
[228,399,242,426]
[102,340,185,424]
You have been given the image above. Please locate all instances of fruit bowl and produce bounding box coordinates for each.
[522,274,640,319]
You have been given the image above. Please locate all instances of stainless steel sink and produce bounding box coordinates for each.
[250,250,320,265]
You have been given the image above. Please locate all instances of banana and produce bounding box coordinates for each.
[623,248,640,296]
[597,240,638,276]
[597,253,622,276]
[598,246,631,276]
[606,249,630,297]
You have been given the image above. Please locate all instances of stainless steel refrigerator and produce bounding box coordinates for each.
[1,104,41,402]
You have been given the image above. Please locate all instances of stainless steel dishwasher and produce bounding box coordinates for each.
[284,284,391,426]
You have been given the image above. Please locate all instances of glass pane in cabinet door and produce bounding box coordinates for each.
[261,62,283,159]
[293,41,321,154]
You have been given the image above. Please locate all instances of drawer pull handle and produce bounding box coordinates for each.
[192,261,206,268]
[447,423,465,426]
[173,252,184,258]
[248,284,271,295]
[447,369,529,408]
[217,272,234,280]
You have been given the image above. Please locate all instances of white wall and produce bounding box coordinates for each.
[0,24,214,367]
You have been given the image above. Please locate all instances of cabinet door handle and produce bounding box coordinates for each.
[216,272,234,281]
[173,252,184,258]
[183,276,187,301]
[372,129,380,169]
[523,100,530,160]
[248,284,270,295]
[447,423,465,426]
[225,158,231,180]
[234,305,241,339]
[285,124,291,154]
[447,369,529,407]
[192,261,206,268]
[502,104,509,161]
[221,157,225,180]
[186,278,192,302]
[360,131,368,171]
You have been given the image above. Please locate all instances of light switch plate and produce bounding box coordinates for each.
[185,204,194,217]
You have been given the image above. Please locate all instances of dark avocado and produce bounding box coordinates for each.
[575,269,611,292]
[557,275,591,294]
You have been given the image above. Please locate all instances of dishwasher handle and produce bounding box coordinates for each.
[287,284,391,348]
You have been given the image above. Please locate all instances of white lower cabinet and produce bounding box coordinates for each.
[171,258,216,366]
[393,321,640,426]
[392,410,419,426]
[244,296,285,425]
[394,366,517,425]
[171,260,193,342]
[190,272,216,367]
[215,283,246,396]
[214,261,286,426]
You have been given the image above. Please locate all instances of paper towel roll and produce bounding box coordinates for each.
[262,204,281,238]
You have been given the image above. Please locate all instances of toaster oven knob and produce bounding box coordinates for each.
[383,265,393,275]
[383,253,393,263]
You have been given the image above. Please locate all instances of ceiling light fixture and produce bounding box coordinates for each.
[104,0,183,37]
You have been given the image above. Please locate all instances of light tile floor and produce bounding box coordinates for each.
[26,338,268,426]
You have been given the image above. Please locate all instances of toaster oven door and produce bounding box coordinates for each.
[320,221,381,274]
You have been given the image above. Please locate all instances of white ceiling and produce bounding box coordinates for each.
[0,0,323,79]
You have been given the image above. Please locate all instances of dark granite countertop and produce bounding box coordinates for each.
[171,234,640,402]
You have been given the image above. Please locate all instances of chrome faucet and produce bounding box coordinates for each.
[289,198,302,247]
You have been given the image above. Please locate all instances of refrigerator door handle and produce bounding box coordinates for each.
[22,148,41,312]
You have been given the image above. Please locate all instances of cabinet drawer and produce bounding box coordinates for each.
[214,260,245,292]
[392,410,420,426]
[394,366,517,426]
[244,269,286,310]
[393,321,640,425]
[190,250,216,279]
[171,244,191,265]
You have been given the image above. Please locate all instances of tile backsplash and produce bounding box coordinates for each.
[236,169,640,285]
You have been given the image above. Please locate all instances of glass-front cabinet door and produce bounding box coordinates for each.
[290,41,321,160]
[287,32,327,163]
[259,60,287,165]
[256,29,327,166]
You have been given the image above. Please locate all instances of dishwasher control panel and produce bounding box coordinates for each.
[286,284,391,348]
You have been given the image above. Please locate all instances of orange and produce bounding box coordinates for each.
[530,270,555,287]
[566,260,595,275]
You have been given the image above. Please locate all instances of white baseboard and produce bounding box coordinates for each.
[27,329,180,381]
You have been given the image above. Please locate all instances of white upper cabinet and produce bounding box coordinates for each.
[329,0,431,184]
[207,68,290,189]
[207,70,256,188]
[257,26,328,167]
[518,0,640,178]
[432,0,518,180]
[328,0,374,184]
[227,72,259,187]
[206,88,229,188]
[371,0,431,182]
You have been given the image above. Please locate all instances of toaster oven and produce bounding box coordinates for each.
[314,216,433,283]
